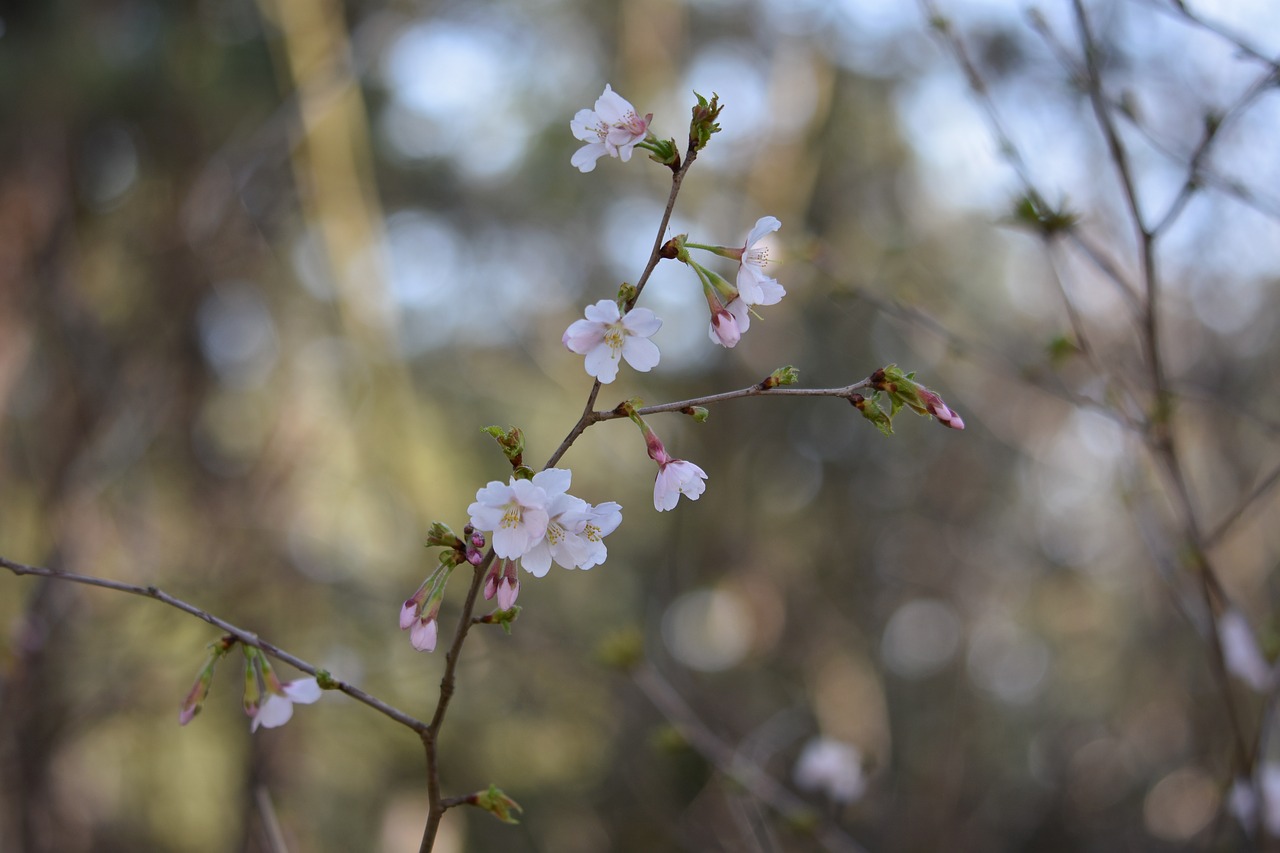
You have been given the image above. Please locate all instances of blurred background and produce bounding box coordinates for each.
[3,0,1280,850]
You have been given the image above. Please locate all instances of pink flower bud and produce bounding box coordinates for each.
[409,617,438,652]
[709,308,741,348]
[917,387,965,430]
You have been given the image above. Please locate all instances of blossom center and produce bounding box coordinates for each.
[619,110,645,134]
[589,120,610,141]
[583,522,602,543]
[546,522,565,545]
[746,247,770,268]
[604,323,626,353]
[500,503,523,529]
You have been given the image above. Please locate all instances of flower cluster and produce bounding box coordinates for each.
[468,468,621,575]
[400,468,622,651]
[179,640,322,732]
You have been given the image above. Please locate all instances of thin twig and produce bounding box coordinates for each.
[254,786,291,853]
[419,552,494,853]
[596,379,875,421]
[633,664,869,853]
[1070,0,1253,785]
[1205,461,1280,550]
[0,556,429,733]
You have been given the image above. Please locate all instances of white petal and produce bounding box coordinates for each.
[654,468,681,511]
[745,216,781,247]
[735,267,764,305]
[584,343,620,383]
[754,277,786,306]
[531,467,572,497]
[509,479,548,507]
[571,143,606,172]
[570,109,601,142]
[252,694,294,731]
[594,85,634,123]
[283,678,322,704]
[621,336,660,373]
[563,318,605,354]
[521,541,553,577]
[621,307,662,337]
[583,299,622,324]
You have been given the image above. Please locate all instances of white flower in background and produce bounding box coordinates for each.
[570,85,652,172]
[735,216,785,307]
[468,478,550,559]
[563,299,662,383]
[1230,763,1280,836]
[794,738,866,805]
[1220,608,1275,693]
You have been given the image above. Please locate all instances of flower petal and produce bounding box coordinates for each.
[584,343,620,383]
[621,336,660,373]
[410,618,438,652]
[621,307,662,337]
[251,694,294,732]
[583,299,622,324]
[283,678,322,704]
[745,216,781,247]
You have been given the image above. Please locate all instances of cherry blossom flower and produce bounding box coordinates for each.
[576,501,622,569]
[563,300,662,384]
[468,478,550,559]
[734,216,786,307]
[794,738,867,805]
[242,650,322,732]
[643,424,708,511]
[653,458,708,511]
[521,468,592,576]
[570,85,652,173]
[251,677,322,732]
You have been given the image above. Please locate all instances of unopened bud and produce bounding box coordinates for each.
[426,521,462,549]
[481,425,525,467]
[473,785,523,825]
[689,91,723,153]
[762,365,800,389]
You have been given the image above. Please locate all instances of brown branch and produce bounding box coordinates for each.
[0,555,429,733]
[419,552,494,853]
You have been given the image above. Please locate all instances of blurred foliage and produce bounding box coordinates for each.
[3,0,1280,851]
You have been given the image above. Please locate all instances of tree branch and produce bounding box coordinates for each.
[0,555,429,733]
